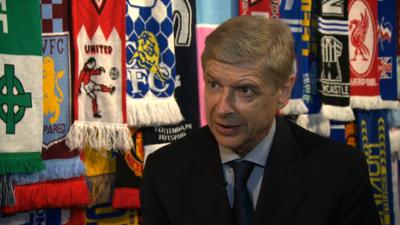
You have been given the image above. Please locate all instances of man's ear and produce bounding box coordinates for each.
[277,75,295,109]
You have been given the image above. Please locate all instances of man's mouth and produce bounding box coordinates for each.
[214,122,241,135]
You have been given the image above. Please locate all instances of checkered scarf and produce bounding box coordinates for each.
[126,0,183,127]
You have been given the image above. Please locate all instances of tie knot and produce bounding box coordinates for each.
[228,160,255,189]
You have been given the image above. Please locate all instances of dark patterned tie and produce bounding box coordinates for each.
[229,160,255,225]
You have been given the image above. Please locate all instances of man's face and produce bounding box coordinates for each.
[204,59,291,156]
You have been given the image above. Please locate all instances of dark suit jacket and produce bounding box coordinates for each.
[140,116,380,225]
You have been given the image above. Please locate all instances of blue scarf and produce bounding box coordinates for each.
[356,109,395,225]
[378,0,399,108]
[126,0,183,126]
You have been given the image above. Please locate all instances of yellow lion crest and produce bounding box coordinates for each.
[131,31,169,82]
[43,56,64,124]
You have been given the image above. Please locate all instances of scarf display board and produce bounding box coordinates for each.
[0,0,44,174]
[143,0,200,147]
[349,0,381,109]
[112,129,143,209]
[86,202,141,225]
[68,0,132,152]
[356,109,395,225]
[378,0,399,108]
[125,0,183,127]
[279,0,309,115]
[41,0,73,154]
[317,0,354,121]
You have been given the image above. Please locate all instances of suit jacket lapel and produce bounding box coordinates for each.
[254,117,306,225]
[189,127,234,225]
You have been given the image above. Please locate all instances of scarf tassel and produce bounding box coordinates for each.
[127,98,183,127]
[0,152,44,174]
[66,121,133,152]
[281,99,309,115]
[350,96,384,110]
[321,104,355,121]
[112,187,140,209]
[296,113,331,137]
[1,176,90,215]
[0,175,15,207]
[12,157,85,185]
[86,173,115,207]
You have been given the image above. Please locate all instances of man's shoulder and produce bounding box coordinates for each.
[282,117,362,159]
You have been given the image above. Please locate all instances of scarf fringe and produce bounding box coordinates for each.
[86,173,115,207]
[321,104,355,121]
[379,100,400,109]
[280,99,309,115]
[112,187,140,209]
[127,97,184,127]
[12,156,85,185]
[296,113,331,137]
[66,121,133,152]
[389,129,400,154]
[350,96,383,110]
[0,175,15,207]
[0,152,44,175]
[1,176,90,215]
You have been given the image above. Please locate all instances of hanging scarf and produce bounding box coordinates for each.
[125,0,183,127]
[0,208,85,225]
[356,109,395,225]
[82,147,115,207]
[280,0,309,115]
[349,0,381,109]
[239,0,270,17]
[143,0,200,147]
[328,120,357,147]
[378,0,399,109]
[1,177,90,215]
[0,0,44,174]
[11,156,85,185]
[303,0,322,114]
[85,202,141,225]
[112,129,143,209]
[41,0,73,154]
[67,0,133,152]
[317,0,354,121]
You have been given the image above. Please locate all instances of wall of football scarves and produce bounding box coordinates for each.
[0,0,399,224]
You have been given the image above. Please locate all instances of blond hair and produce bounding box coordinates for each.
[201,16,295,90]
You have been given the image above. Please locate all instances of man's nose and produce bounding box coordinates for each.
[216,88,234,116]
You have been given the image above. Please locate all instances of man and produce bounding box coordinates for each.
[140,16,380,225]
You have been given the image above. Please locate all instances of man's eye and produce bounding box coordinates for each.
[208,80,220,90]
[238,87,254,96]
